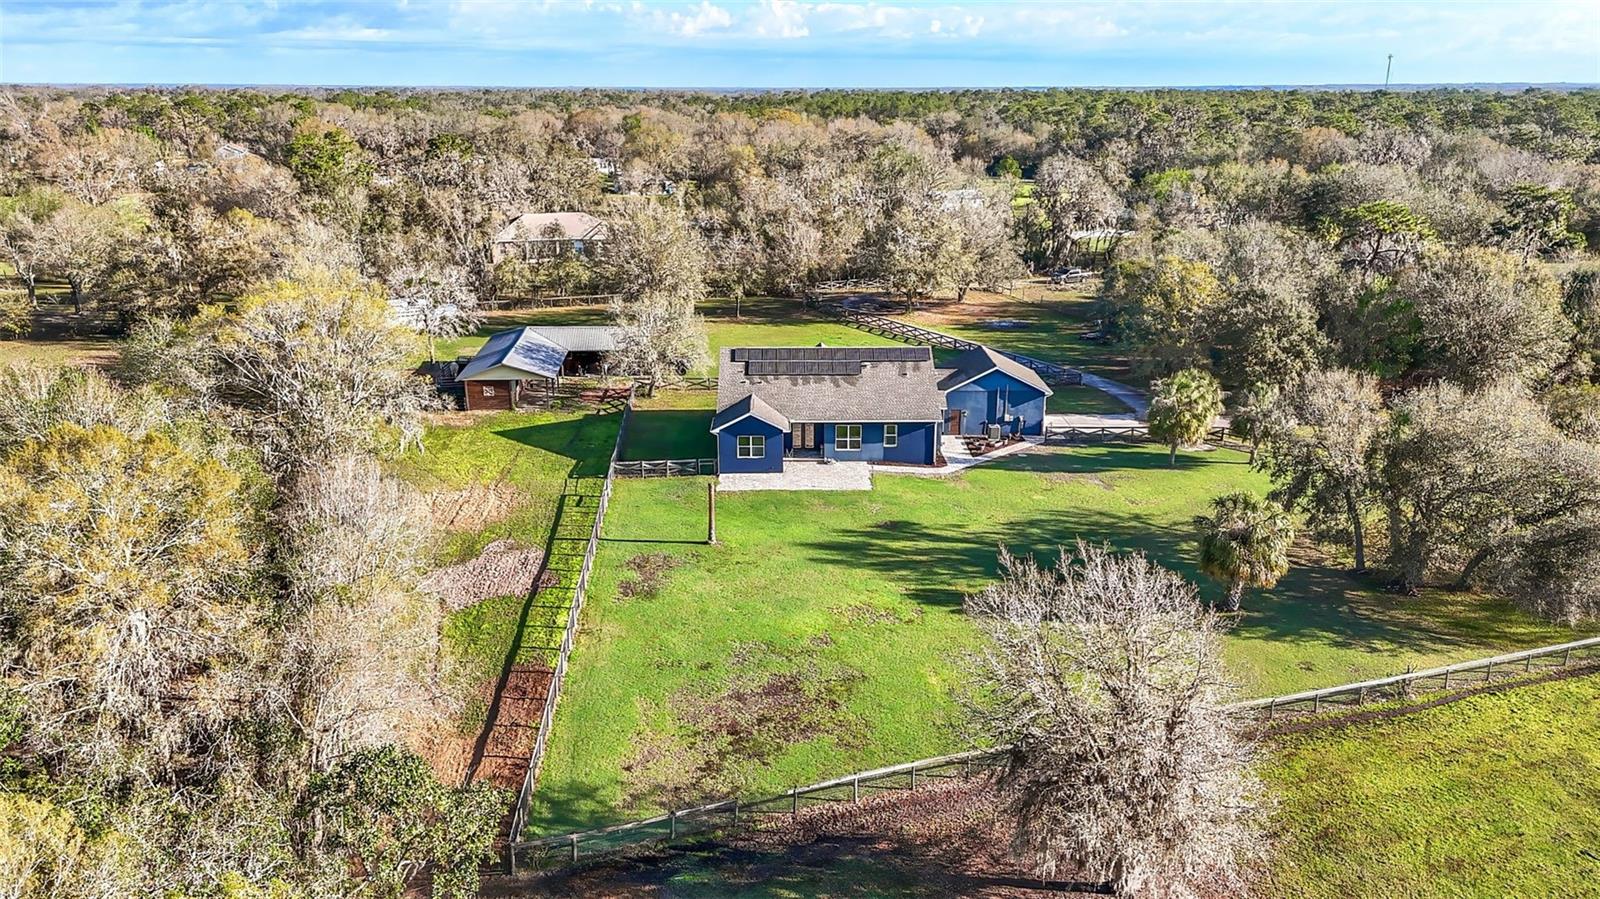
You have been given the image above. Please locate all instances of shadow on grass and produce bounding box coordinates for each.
[801,473,1511,659]
[494,414,622,479]
[620,408,715,461]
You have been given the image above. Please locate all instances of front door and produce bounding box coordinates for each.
[797,423,817,450]
[946,409,964,435]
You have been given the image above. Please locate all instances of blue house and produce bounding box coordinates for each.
[710,346,945,473]
[936,346,1053,437]
[709,343,1053,474]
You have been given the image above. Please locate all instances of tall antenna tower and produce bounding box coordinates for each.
[1384,54,1394,88]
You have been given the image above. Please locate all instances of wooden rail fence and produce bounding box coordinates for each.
[828,304,1084,386]
[631,374,718,392]
[505,389,634,849]
[1041,424,1246,450]
[612,458,716,478]
[507,634,1600,872]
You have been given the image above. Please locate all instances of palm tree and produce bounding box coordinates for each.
[1228,382,1288,466]
[1148,368,1223,466]
[1195,492,1295,612]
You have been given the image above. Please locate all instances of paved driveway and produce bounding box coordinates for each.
[717,460,873,492]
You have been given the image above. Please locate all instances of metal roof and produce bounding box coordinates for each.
[524,326,618,353]
[458,327,569,380]
[493,211,609,244]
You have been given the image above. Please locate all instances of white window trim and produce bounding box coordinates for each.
[835,424,862,452]
[884,424,898,447]
[736,434,765,459]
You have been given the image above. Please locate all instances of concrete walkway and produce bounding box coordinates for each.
[1078,371,1149,417]
[718,460,873,492]
[874,434,1043,477]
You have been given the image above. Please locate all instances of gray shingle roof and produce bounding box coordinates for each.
[710,393,791,433]
[936,346,1053,396]
[715,346,945,424]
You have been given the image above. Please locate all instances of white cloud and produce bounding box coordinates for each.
[667,1,733,37]
[750,0,811,39]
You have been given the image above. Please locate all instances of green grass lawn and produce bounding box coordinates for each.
[900,286,1142,387]
[392,408,621,692]
[1263,673,1600,898]
[621,390,717,461]
[426,297,905,375]
[531,444,1578,832]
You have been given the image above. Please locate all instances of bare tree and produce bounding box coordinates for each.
[964,543,1267,898]
[386,262,482,363]
[608,294,708,394]
[184,268,434,470]
[271,456,450,771]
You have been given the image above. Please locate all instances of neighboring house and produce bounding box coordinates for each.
[458,325,620,411]
[709,343,1055,474]
[937,346,1053,437]
[935,187,986,210]
[711,347,944,473]
[213,142,254,161]
[491,211,609,263]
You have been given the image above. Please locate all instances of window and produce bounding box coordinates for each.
[482,385,496,397]
[835,424,862,451]
[736,434,765,459]
[883,424,898,447]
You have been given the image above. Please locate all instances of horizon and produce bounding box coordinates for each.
[1,1,1596,89]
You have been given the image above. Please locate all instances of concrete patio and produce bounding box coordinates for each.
[874,434,1043,477]
[717,459,873,492]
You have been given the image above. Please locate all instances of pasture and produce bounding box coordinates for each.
[1263,672,1600,897]
[530,444,1577,832]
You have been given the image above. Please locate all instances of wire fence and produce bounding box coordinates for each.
[505,389,634,848]
[507,634,1600,873]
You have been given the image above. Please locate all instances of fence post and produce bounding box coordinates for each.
[791,787,798,817]
[570,834,579,864]
[1485,660,1494,682]
[1526,654,1533,673]
[909,767,917,791]
[732,798,739,825]
[1564,647,1573,666]
[1444,668,1451,689]
[669,810,677,840]
[852,776,859,803]
[1313,693,1321,713]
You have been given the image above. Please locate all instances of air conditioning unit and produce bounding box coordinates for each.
[987,424,1003,442]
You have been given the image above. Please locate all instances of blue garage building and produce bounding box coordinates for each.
[936,346,1053,437]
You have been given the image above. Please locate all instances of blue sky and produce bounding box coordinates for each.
[0,1,1595,88]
